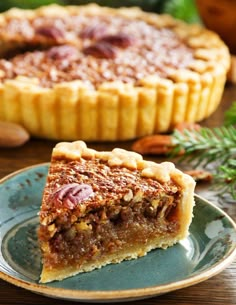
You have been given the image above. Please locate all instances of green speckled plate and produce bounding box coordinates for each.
[0,164,236,303]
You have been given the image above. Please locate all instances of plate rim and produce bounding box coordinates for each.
[0,163,236,302]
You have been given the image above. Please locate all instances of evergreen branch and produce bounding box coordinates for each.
[214,159,236,199]
[172,126,236,166]
[171,125,236,199]
[224,101,236,126]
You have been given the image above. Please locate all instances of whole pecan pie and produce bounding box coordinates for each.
[38,141,195,282]
[0,4,230,141]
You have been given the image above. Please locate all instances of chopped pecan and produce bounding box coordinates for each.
[47,45,78,60]
[51,183,94,210]
[83,42,117,59]
[35,26,65,41]
[79,24,107,40]
[99,34,136,48]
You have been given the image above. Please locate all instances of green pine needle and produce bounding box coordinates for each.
[215,160,236,199]
[171,125,236,199]
[170,100,236,200]
[224,101,236,126]
[172,126,236,166]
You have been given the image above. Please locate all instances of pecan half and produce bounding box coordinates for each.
[79,24,107,40]
[35,26,65,41]
[174,122,201,132]
[132,134,173,155]
[47,45,78,60]
[99,34,136,48]
[52,183,94,210]
[184,169,213,182]
[132,122,202,155]
[83,42,117,59]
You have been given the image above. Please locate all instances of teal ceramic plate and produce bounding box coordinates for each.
[0,164,236,303]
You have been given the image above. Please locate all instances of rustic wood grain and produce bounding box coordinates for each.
[0,83,236,305]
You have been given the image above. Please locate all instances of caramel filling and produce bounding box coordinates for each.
[38,158,181,269]
[39,194,180,269]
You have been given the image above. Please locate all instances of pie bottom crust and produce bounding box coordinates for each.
[40,235,183,283]
[0,66,226,141]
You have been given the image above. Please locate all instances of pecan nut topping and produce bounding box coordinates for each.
[99,34,136,48]
[47,45,79,60]
[83,41,117,59]
[79,24,107,40]
[35,25,65,41]
[52,183,94,209]
[83,33,134,59]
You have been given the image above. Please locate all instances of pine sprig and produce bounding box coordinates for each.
[171,101,236,200]
[224,101,236,126]
[172,126,236,167]
[215,160,236,199]
[171,125,236,199]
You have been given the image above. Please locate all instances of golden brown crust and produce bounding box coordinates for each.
[0,4,230,141]
[40,235,182,283]
[52,140,191,183]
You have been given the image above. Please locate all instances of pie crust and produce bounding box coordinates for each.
[0,4,230,141]
[38,141,195,283]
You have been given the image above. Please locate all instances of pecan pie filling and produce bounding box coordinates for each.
[38,158,181,270]
[38,141,196,282]
[0,14,194,88]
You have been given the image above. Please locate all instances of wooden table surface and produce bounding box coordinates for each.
[0,83,236,305]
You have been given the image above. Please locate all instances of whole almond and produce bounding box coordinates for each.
[0,121,30,147]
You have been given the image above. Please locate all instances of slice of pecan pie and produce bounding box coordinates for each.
[0,4,231,141]
[38,141,195,283]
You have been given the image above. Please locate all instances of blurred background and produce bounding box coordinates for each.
[0,0,200,23]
